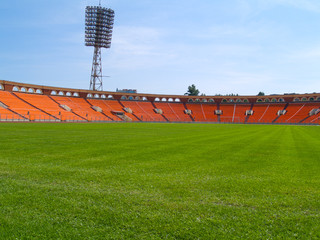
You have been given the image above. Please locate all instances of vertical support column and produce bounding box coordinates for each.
[89,46,103,91]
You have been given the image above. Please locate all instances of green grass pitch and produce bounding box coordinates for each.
[0,122,319,239]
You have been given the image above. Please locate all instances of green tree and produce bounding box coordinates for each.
[257,91,265,96]
[185,84,200,96]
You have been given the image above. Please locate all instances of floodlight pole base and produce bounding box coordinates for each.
[89,46,103,91]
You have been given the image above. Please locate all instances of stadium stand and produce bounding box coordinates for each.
[15,92,82,121]
[201,103,219,122]
[0,91,53,121]
[51,96,109,121]
[88,99,139,121]
[233,104,251,123]
[87,99,117,120]
[0,106,25,121]
[165,103,192,122]
[301,104,320,124]
[121,101,166,122]
[219,104,236,123]
[186,103,208,122]
[153,102,183,122]
[248,104,286,123]
[116,100,140,121]
[275,103,319,124]
[0,80,319,124]
[306,114,320,124]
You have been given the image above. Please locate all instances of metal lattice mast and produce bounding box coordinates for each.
[85,5,114,91]
[90,47,103,91]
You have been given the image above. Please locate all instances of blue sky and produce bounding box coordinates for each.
[1,0,320,95]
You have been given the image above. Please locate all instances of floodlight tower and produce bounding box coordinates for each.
[85,4,114,91]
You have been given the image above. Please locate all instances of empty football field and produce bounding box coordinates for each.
[0,122,319,239]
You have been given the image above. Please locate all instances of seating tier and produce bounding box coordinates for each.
[121,101,166,122]
[51,96,109,121]
[0,91,50,120]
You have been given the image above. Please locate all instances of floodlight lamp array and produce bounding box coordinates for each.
[85,6,115,48]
